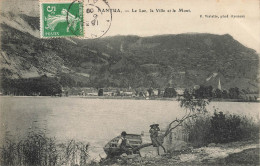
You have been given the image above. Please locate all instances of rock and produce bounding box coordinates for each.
[155,155,162,159]
[127,154,139,159]
[171,156,180,160]
[111,164,120,166]
[120,153,127,157]
[167,140,189,152]
[179,154,197,162]
[133,156,142,162]
[208,143,216,147]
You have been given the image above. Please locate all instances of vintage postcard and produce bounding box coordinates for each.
[0,0,259,165]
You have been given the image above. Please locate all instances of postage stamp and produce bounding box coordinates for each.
[40,0,112,38]
[40,0,84,37]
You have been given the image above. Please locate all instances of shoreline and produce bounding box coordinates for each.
[0,95,259,103]
[99,140,259,166]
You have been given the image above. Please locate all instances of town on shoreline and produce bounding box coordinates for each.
[1,76,258,102]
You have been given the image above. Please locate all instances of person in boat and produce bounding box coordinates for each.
[149,123,166,155]
[116,131,133,155]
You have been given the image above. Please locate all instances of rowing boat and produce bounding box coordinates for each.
[103,134,142,157]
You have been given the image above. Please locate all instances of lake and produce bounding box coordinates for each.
[0,96,259,160]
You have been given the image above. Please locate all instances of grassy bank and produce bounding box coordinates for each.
[182,111,260,147]
[217,147,260,165]
[0,131,89,166]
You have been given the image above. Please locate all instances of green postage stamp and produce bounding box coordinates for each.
[40,0,84,37]
[40,0,112,38]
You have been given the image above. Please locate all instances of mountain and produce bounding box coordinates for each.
[0,12,259,92]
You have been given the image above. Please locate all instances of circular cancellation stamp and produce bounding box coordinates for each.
[83,0,112,39]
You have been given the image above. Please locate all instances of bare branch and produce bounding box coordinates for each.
[163,113,197,137]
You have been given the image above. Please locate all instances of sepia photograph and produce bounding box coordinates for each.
[0,0,259,165]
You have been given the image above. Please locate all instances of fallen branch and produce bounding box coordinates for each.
[132,143,153,152]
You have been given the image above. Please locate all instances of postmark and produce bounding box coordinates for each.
[83,0,112,39]
[40,0,84,38]
[40,0,112,39]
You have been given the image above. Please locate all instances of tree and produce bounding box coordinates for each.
[163,88,177,98]
[210,112,243,143]
[59,73,76,87]
[229,87,240,99]
[147,88,153,97]
[194,85,213,99]
[205,86,213,98]
[222,90,228,99]
[214,89,222,98]
[164,89,209,137]
[133,88,210,152]
[1,76,62,96]
[98,89,103,96]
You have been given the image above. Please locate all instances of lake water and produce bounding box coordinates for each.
[0,97,259,160]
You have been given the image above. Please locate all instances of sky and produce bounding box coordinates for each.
[1,0,260,52]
